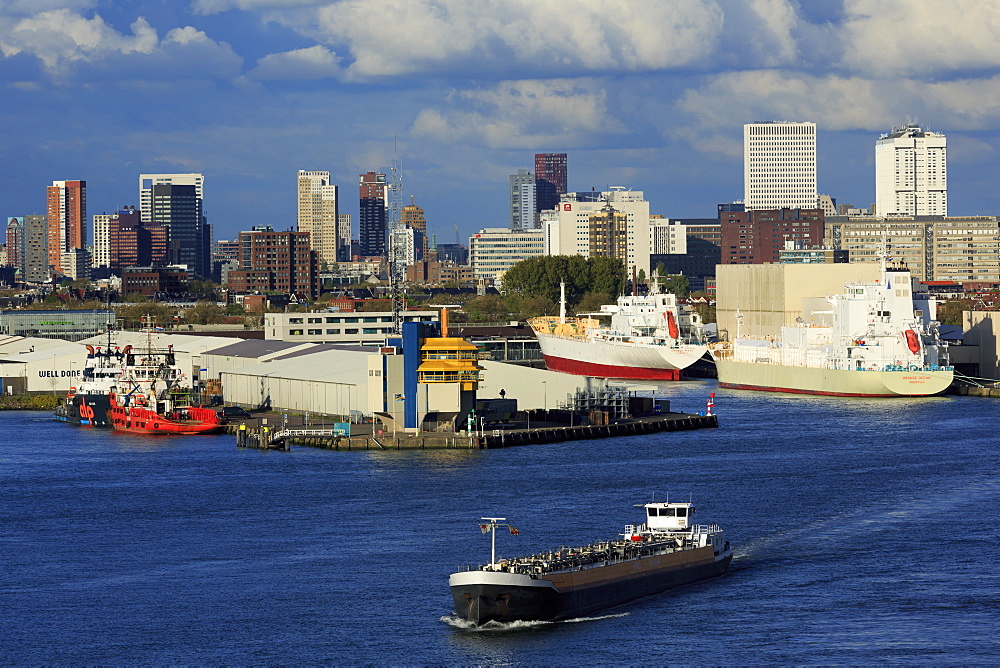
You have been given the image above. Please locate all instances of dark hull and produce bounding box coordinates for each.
[452,553,731,624]
[56,395,113,428]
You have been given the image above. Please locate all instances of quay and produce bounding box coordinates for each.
[230,411,718,450]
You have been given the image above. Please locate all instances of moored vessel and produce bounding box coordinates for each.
[108,333,222,435]
[55,333,124,428]
[529,282,707,381]
[449,500,732,624]
[709,261,953,397]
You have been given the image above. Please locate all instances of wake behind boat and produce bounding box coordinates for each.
[449,500,732,625]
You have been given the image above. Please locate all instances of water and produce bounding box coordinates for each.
[3,382,999,664]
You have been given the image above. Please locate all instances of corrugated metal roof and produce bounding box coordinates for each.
[221,347,371,383]
[203,339,308,358]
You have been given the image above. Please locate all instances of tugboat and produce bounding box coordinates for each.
[449,499,732,624]
[55,327,125,428]
[107,331,222,435]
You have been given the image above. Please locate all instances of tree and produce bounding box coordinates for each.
[463,295,508,323]
[502,255,626,308]
[936,299,978,326]
[503,293,556,321]
[661,274,690,298]
[573,292,613,315]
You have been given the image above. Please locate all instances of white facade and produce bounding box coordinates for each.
[138,173,204,223]
[265,310,439,345]
[650,218,687,255]
[874,124,947,217]
[744,122,817,211]
[92,214,111,268]
[509,168,536,231]
[543,189,652,275]
[60,248,90,280]
[297,170,340,264]
[469,228,545,282]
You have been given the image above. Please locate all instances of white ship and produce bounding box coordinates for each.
[529,283,707,381]
[709,263,953,397]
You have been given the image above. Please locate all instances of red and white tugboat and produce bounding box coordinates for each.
[449,498,732,624]
[108,330,222,435]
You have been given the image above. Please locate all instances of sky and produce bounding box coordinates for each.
[3,0,1000,246]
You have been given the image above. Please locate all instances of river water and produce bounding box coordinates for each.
[2,382,998,665]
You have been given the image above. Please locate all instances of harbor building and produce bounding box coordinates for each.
[264,309,439,345]
[875,124,947,217]
[542,188,652,277]
[715,263,880,341]
[824,215,1000,282]
[47,180,86,275]
[297,170,341,266]
[469,228,545,283]
[534,153,567,214]
[509,168,536,231]
[744,122,817,211]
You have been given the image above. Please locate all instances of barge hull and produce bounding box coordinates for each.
[451,553,731,624]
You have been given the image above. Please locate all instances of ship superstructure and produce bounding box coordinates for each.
[449,499,732,624]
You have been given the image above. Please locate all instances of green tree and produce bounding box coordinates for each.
[502,255,626,308]
[503,293,556,321]
[693,302,716,324]
[573,292,613,315]
[936,299,978,326]
[464,295,508,323]
[661,274,690,298]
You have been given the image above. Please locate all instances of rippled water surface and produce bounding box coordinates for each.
[2,382,999,664]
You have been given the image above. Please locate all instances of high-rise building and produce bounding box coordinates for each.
[744,122,817,211]
[509,168,536,230]
[108,207,168,270]
[337,213,352,262]
[469,228,545,283]
[534,153,567,213]
[46,180,86,274]
[297,170,340,265]
[359,171,388,258]
[139,173,209,277]
[401,196,427,259]
[226,226,319,298]
[874,124,947,216]
[92,213,112,269]
[5,217,22,272]
[22,214,49,283]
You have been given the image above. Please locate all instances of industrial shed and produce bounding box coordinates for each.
[219,347,370,415]
[77,331,244,383]
[200,340,337,379]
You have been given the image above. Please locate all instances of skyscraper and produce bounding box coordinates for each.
[297,170,340,265]
[139,173,209,277]
[23,214,49,283]
[534,153,567,213]
[108,207,169,270]
[509,168,536,231]
[46,179,86,274]
[875,124,947,216]
[744,122,817,211]
[5,217,22,272]
[401,196,427,259]
[359,171,388,258]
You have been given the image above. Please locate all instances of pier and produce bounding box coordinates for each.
[230,412,717,450]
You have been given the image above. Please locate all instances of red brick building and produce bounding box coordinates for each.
[122,266,189,296]
[720,208,825,264]
[226,226,319,299]
[110,208,169,270]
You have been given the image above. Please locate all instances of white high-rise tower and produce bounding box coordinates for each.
[297,170,340,264]
[875,124,947,217]
[744,122,817,211]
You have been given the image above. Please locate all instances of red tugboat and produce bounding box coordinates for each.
[108,334,222,435]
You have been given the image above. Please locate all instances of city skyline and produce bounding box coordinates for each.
[2,1,1000,244]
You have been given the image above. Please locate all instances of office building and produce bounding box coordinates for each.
[874,124,947,216]
[401,197,427,258]
[297,170,340,265]
[509,168,536,231]
[825,214,1000,282]
[226,226,319,298]
[744,122,816,211]
[139,173,209,277]
[359,171,388,258]
[46,180,86,274]
[337,213,352,261]
[435,243,468,266]
[92,213,111,269]
[720,208,825,264]
[122,266,189,297]
[5,217,22,273]
[534,153,567,213]
[543,188,652,276]
[469,228,545,283]
[108,208,169,271]
[650,219,721,289]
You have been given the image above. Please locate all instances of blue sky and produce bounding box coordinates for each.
[2,0,1000,246]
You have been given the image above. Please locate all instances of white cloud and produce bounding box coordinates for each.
[0,9,241,80]
[190,0,325,14]
[840,0,1000,77]
[258,0,724,80]
[250,44,340,80]
[411,78,624,149]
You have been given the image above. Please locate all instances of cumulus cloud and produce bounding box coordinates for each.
[251,0,724,80]
[840,0,1000,77]
[250,44,340,80]
[411,78,625,149]
[0,8,241,80]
